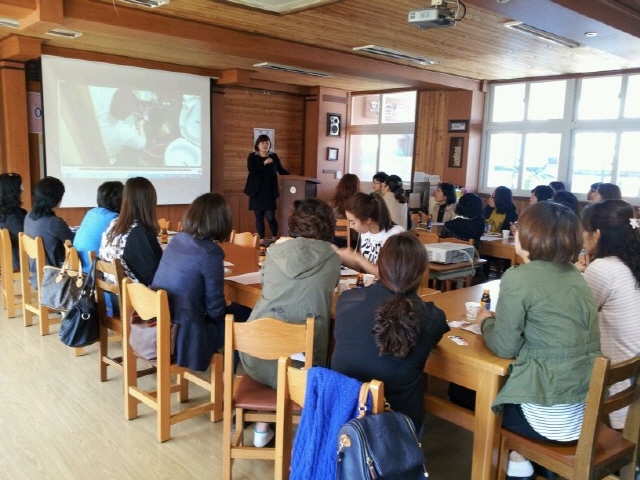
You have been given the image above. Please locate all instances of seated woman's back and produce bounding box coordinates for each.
[99,177,161,286]
[24,176,73,269]
[0,173,27,270]
[331,232,449,430]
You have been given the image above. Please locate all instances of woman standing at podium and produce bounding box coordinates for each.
[244,134,289,241]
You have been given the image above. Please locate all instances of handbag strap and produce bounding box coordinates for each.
[80,258,98,294]
[356,382,370,419]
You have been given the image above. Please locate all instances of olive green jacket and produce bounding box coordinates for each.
[481,261,601,413]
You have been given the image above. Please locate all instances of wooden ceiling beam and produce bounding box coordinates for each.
[62,0,480,91]
[0,35,41,61]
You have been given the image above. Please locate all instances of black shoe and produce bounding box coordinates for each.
[532,462,558,479]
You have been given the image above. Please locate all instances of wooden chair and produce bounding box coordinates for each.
[122,278,223,442]
[177,221,182,232]
[497,356,640,480]
[229,230,259,248]
[334,218,351,249]
[90,252,156,382]
[274,356,385,480]
[0,228,22,318]
[158,219,171,231]
[18,233,59,335]
[222,315,314,480]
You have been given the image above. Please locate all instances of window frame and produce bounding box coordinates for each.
[480,73,640,201]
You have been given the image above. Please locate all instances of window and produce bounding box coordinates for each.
[482,74,640,200]
[349,91,416,185]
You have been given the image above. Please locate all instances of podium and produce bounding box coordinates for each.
[279,175,321,236]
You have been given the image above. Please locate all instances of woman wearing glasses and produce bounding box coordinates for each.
[484,186,518,233]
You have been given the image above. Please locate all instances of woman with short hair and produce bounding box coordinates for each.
[335,192,404,275]
[478,201,600,479]
[592,182,622,203]
[429,182,457,223]
[24,176,74,269]
[329,173,360,219]
[99,177,162,286]
[0,173,27,270]
[73,181,124,273]
[440,192,485,243]
[152,193,248,371]
[240,197,340,447]
[331,232,449,431]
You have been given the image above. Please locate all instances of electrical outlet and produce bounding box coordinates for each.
[336,171,343,179]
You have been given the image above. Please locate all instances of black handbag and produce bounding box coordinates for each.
[336,385,428,480]
[59,259,99,348]
[40,251,85,311]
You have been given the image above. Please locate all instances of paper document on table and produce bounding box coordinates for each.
[448,320,482,335]
[340,267,359,276]
[223,261,234,267]
[225,271,261,285]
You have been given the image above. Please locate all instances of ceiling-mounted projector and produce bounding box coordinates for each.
[408,7,456,29]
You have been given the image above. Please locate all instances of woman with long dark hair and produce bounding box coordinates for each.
[243,134,289,240]
[99,177,162,286]
[484,185,518,233]
[577,199,640,429]
[24,176,74,269]
[0,173,27,269]
[381,174,408,229]
[335,192,404,275]
[331,232,449,431]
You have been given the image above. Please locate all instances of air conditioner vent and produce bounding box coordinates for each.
[119,0,170,8]
[0,17,20,29]
[46,29,83,39]
[352,45,438,66]
[504,21,581,48]
[253,62,332,77]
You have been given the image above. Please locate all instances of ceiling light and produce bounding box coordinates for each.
[504,21,582,48]
[353,45,438,66]
[46,29,83,39]
[585,32,598,37]
[215,0,340,14]
[253,62,332,77]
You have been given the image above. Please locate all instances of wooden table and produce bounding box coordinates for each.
[221,243,262,308]
[426,280,512,480]
[478,235,523,265]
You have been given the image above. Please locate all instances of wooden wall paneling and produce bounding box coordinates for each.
[303,92,319,180]
[221,87,305,194]
[211,84,226,195]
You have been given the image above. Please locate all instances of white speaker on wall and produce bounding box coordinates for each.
[327,113,341,137]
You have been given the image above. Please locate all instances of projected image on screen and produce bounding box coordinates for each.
[42,56,211,207]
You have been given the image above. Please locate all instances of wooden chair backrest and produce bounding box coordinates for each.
[158,219,170,231]
[122,279,166,323]
[574,356,640,475]
[229,230,259,248]
[91,251,125,327]
[334,218,351,249]
[19,233,45,290]
[277,356,385,412]
[225,315,314,366]
[0,228,13,273]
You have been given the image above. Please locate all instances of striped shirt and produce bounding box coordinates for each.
[521,402,585,441]
[584,257,640,429]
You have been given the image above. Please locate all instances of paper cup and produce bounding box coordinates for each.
[337,279,350,294]
[465,302,482,321]
[363,274,376,287]
[502,229,510,239]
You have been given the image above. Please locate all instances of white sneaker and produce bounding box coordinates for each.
[253,428,274,448]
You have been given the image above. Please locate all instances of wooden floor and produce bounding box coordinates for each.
[0,278,473,479]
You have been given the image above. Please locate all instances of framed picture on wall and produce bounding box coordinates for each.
[327,147,339,161]
[448,119,468,133]
[449,137,464,168]
[253,128,275,150]
[327,113,342,137]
